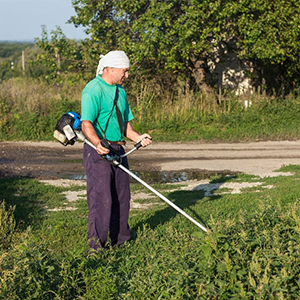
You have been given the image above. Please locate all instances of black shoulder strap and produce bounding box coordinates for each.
[97,86,124,139]
[114,88,124,138]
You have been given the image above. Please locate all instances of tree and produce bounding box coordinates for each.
[69,0,226,91]
[35,0,300,93]
[34,26,87,83]
[221,0,300,92]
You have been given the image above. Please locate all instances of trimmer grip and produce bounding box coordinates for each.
[134,141,142,150]
[101,138,110,148]
[134,137,152,150]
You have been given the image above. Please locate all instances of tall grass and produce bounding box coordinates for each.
[0,77,84,140]
[0,77,84,114]
[0,200,16,249]
[130,78,300,142]
[1,76,300,142]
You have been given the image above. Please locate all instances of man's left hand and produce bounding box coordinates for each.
[138,134,152,147]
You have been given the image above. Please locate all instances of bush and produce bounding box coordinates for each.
[0,200,16,249]
[200,201,300,298]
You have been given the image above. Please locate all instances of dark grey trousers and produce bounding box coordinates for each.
[83,143,131,250]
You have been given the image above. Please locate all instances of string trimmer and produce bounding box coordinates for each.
[54,111,207,232]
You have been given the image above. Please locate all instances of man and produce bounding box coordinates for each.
[81,50,152,251]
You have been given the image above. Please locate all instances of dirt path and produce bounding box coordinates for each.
[1,140,300,179]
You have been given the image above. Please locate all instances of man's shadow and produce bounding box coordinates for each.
[130,175,236,238]
[0,177,54,231]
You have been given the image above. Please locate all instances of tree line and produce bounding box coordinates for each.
[0,42,47,80]
[2,0,300,95]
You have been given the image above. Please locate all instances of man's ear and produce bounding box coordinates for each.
[102,67,111,74]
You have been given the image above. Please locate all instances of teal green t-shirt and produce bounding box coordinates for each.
[81,76,134,141]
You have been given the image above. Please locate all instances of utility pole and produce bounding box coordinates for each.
[55,48,61,70]
[22,50,25,74]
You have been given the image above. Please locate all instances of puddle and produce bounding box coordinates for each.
[62,170,237,184]
[132,170,235,183]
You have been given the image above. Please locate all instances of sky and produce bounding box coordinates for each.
[0,0,88,42]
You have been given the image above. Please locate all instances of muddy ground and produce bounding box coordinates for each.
[1,140,300,180]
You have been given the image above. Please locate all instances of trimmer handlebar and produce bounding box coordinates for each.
[134,140,143,150]
[100,137,151,151]
[59,130,207,232]
[121,137,152,158]
[135,137,152,150]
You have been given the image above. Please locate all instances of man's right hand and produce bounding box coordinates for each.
[82,121,110,155]
[96,140,110,155]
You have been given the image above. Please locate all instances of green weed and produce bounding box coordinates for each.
[1,165,300,298]
[2,77,300,142]
[0,200,16,249]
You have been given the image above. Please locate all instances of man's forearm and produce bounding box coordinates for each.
[82,120,101,147]
[125,122,152,148]
[124,122,141,143]
[82,120,110,155]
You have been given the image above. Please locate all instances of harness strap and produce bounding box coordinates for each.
[97,86,124,140]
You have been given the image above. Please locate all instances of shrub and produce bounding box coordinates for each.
[0,200,16,249]
[200,201,300,298]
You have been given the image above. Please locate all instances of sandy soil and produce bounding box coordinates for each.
[3,140,300,211]
[1,140,300,179]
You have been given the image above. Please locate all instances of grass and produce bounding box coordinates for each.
[136,95,300,142]
[1,76,300,142]
[1,164,300,298]
[0,77,83,141]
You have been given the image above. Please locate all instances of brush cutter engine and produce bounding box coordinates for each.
[53,112,122,164]
[54,111,82,146]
